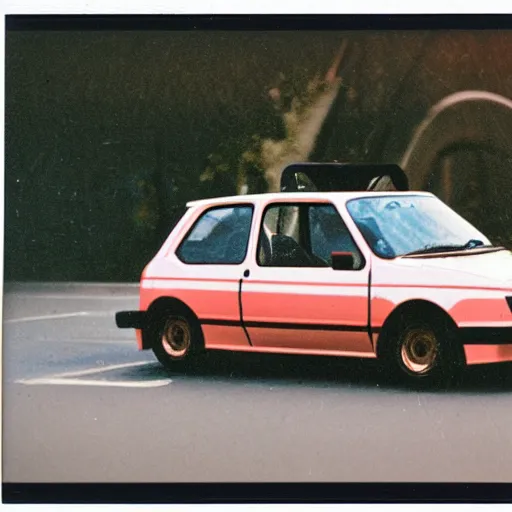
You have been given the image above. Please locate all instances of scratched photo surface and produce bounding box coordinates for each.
[4,20,512,484]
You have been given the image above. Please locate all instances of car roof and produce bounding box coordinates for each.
[186,190,434,208]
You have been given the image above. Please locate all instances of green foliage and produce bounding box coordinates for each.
[133,178,160,232]
[200,134,266,195]
[200,71,338,194]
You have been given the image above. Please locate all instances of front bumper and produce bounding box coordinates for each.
[463,344,512,365]
[459,326,512,345]
[115,310,147,329]
[460,326,512,365]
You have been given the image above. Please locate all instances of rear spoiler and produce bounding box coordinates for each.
[280,162,409,192]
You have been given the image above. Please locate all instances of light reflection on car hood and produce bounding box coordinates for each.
[398,248,512,285]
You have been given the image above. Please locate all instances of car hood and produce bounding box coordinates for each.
[393,248,512,289]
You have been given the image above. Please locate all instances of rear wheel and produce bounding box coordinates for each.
[386,317,465,388]
[150,307,203,370]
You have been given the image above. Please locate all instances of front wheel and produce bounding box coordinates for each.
[387,319,465,388]
[151,308,203,371]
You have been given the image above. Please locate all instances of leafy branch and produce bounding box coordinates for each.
[200,40,348,194]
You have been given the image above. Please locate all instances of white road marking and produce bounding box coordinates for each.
[5,312,90,323]
[7,294,138,300]
[48,360,154,379]
[7,281,138,287]
[36,338,135,345]
[4,311,121,324]
[15,361,172,389]
[17,377,171,388]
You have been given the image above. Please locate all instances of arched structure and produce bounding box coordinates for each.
[400,90,512,244]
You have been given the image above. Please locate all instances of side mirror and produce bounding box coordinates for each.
[331,251,354,271]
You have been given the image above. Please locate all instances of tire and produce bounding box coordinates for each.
[150,306,204,371]
[386,317,465,388]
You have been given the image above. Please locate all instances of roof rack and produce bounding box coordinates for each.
[280,162,409,193]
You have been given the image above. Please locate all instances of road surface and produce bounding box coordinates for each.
[3,282,512,483]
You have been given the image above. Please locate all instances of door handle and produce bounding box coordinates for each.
[243,269,250,278]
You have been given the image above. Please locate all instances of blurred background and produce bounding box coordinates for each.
[5,20,512,282]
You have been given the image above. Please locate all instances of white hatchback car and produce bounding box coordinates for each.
[116,164,512,386]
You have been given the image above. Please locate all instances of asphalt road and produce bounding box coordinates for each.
[3,282,512,483]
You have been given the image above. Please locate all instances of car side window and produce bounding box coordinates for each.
[258,203,364,269]
[308,205,364,269]
[177,205,253,264]
[258,204,312,267]
[257,203,359,269]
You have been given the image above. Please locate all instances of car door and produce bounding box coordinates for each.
[166,203,254,349]
[240,200,374,356]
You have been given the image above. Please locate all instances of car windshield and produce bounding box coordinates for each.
[345,195,491,258]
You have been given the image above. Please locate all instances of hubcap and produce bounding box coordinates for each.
[161,317,191,358]
[400,328,438,374]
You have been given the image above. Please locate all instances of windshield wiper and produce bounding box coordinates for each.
[403,239,491,256]
[404,245,467,256]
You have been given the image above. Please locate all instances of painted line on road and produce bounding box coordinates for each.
[17,377,171,388]
[7,281,138,288]
[39,338,136,345]
[5,311,121,324]
[8,294,138,300]
[4,312,90,324]
[46,360,155,379]
[15,361,172,389]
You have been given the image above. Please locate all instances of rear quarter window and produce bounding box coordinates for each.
[176,205,254,264]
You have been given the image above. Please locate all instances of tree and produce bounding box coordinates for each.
[200,40,348,194]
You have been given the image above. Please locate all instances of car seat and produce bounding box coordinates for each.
[269,234,326,267]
